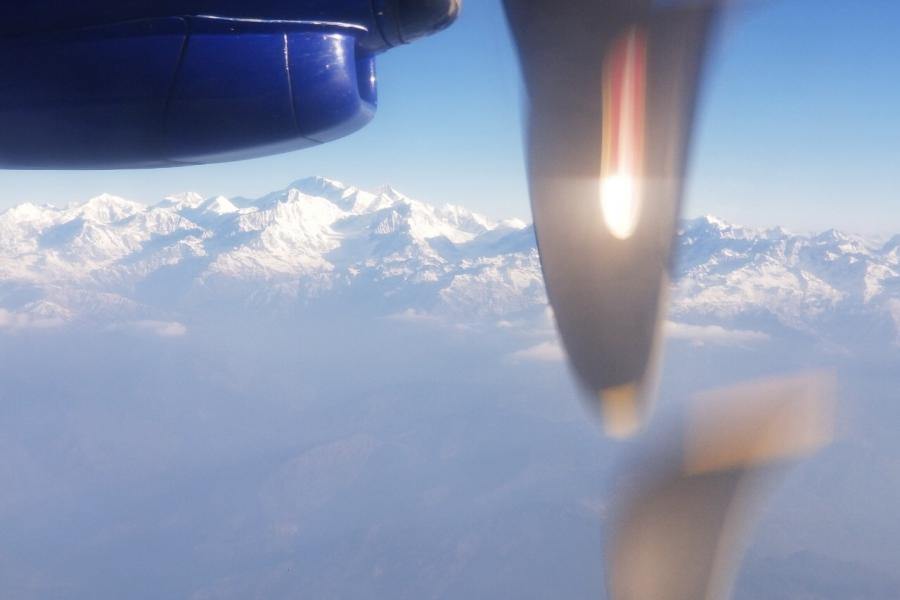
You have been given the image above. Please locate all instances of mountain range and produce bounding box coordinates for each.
[1,176,898,348]
[2,177,899,600]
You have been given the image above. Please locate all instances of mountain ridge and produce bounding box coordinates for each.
[0,177,544,328]
[1,178,899,349]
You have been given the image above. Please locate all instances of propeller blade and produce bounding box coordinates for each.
[504,0,721,436]
[608,371,836,600]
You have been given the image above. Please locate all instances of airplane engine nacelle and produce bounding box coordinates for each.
[0,18,374,168]
[0,0,460,169]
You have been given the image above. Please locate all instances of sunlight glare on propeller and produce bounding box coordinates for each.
[600,26,646,241]
[503,0,723,435]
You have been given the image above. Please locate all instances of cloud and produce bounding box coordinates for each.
[665,321,769,345]
[509,319,768,363]
[0,308,66,332]
[509,340,566,363]
[384,309,475,333]
[888,299,900,341]
[385,309,442,325]
[109,320,188,338]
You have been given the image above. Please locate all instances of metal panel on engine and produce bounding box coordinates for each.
[0,16,379,168]
[287,31,376,144]
[164,22,301,164]
[0,18,187,168]
[164,20,377,164]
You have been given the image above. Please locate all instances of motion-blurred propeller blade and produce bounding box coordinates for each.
[503,0,722,436]
[608,372,836,600]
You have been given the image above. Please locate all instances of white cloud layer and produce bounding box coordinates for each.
[510,319,769,364]
[0,308,65,332]
[665,321,770,345]
[510,340,566,363]
[108,320,188,338]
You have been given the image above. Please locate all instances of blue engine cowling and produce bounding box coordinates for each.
[0,0,459,168]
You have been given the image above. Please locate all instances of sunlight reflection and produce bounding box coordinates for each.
[600,27,647,240]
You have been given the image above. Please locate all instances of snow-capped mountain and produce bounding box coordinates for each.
[0,177,543,328]
[672,215,900,345]
[1,177,899,347]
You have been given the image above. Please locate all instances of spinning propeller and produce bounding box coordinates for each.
[503,0,721,436]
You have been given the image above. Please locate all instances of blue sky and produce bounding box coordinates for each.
[0,0,897,233]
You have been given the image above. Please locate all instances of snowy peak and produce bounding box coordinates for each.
[288,175,349,198]
[285,176,383,214]
[158,192,205,211]
[1,202,53,224]
[0,179,540,327]
[672,215,900,344]
[0,181,898,350]
[66,193,144,224]
[199,196,239,217]
[241,177,513,247]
